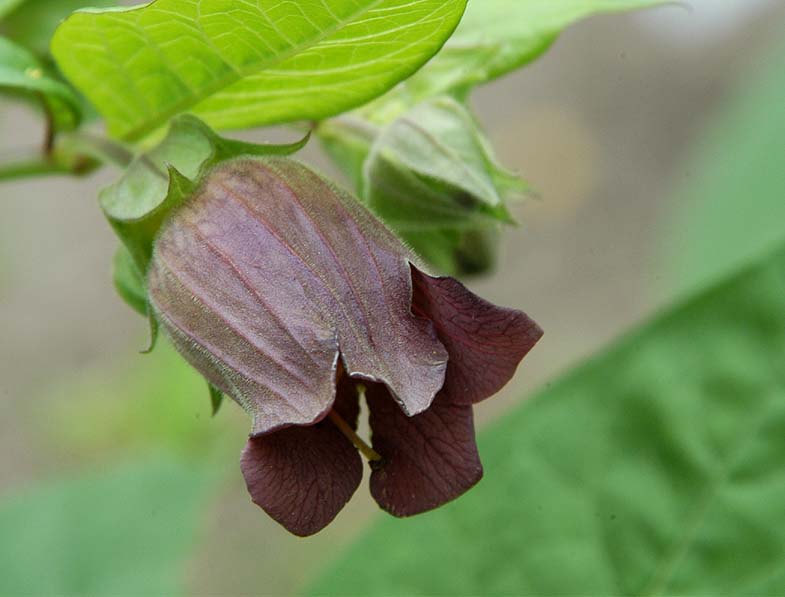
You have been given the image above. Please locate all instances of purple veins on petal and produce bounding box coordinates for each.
[148,158,448,435]
[146,156,543,535]
[366,382,483,517]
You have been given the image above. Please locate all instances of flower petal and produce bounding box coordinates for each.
[411,265,543,405]
[366,383,482,517]
[149,159,448,434]
[240,375,361,537]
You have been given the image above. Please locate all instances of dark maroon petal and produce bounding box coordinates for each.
[411,265,543,406]
[148,159,448,434]
[366,383,482,517]
[240,375,361,536]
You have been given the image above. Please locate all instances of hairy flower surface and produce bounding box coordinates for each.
[148,158,542,536]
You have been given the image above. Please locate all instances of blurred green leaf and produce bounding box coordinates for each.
[0,0,24,20]
[663,33,785,297]
[366,96,525,216]
[0,35,81,130]
[312,241,785,595]
[0,0,117,56]
[42,340,242,460]
[321,97,523,275]
[51,0,467,140]
[369,0,668,118]
[0,456,216,595]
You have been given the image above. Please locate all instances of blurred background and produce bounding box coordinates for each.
[2,0,785,593]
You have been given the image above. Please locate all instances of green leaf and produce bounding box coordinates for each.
[0,0,117,56]
[51,0,467,140]
[366,96,525,218]
[0,0,24,20]
[365,0,667,119]
[311,242,785,595]
[663,31,785,297]
[0,457,216,595]
[100,114,307,278]
[334,96,523,275]
[0,36,81,130]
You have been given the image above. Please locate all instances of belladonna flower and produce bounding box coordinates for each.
[147,157,542,536]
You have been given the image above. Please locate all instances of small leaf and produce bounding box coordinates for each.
[0,36,81,130]
[310,241,785,596]
[51,0,467,140]
[366,97,525,217]
[353,97,523,275]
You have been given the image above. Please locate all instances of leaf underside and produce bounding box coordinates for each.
[51,0,467,139]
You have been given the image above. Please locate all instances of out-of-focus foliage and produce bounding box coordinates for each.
[367,0,669,118]
[0,0,25,21]
[50,0,467,139]
[364,97,524,274]
[39,341,241,459]
[311,238,785,596]
[319,97,525,275]
[663,33,785,295]
[0,0,116,57]
[0,36,81,130]
[0,457,216,595]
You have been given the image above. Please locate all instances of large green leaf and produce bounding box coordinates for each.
[0,36,81,129]
[0,457,216,595]
[51,0,467,140]
[663,32,785,296]
[311,242,785,595]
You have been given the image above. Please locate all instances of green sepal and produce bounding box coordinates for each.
[112,245,147,316]
[100,114,309,313]
[207,384,224,417]
[141,310,159,355]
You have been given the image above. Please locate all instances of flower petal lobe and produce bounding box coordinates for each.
[366,383,482,517]
[411,266,543,405]
[240,376,361,537]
